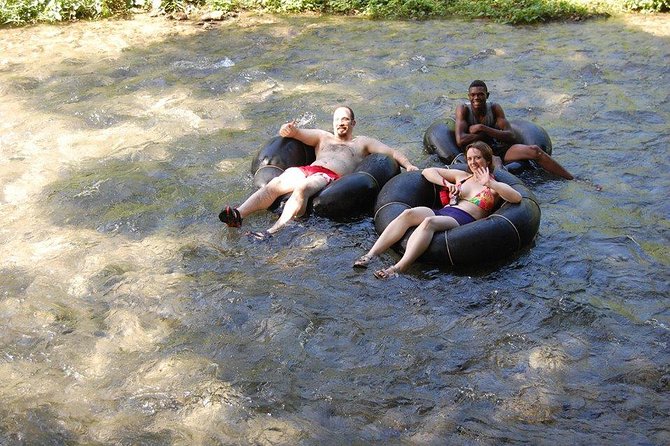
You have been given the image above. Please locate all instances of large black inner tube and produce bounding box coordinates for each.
[423,118,553,174]
[373,167,541,267]
[505,119,553,173]
[251,136,400,220]
[423,118,460,164]
[312,153,399,221]
[251,136,316,188]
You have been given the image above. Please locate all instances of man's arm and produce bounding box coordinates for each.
[363,137,419,171]
[279,121,331,147]
[455,104,483,149]
[470,104,516,144]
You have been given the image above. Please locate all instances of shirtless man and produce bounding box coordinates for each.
[455,80,573,180]
[219,106,418,237]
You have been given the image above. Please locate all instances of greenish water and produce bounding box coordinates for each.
[0,13,668,445]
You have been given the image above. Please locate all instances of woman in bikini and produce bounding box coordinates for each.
[353,141,522,279]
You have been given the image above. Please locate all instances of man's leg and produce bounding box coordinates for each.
[237,168,305,219]
[266,174,330,234]
[504,144,573,180]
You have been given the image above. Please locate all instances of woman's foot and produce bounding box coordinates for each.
[219,206,242,227]
[374,266,398,280]
[353,254,372,269]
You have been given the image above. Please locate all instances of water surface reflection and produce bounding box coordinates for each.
[0,13,668,444]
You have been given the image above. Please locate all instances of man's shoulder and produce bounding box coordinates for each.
[354,135,388,150]
[311,130,338,145]
[352,135,373,143]
[455,103,469,114]
[490,102,505,112]
[296,128,334,146]
[312,128,335,138]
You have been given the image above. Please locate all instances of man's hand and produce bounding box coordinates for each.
[469,124,486,134]
[405,164,420,172]
[279,120,297,138]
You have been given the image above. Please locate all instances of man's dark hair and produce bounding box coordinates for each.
[469,80,488,92]
[337,105,355,121]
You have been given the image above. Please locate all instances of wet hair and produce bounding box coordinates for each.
[335,106,355,121]
[465,141,495,172]
[469,80,488,92]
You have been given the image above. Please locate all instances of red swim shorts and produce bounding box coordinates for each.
[298,165,340,183]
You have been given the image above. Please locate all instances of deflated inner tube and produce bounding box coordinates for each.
[373,167,540,267]
[312,153,399,221]
[251,136,315,188]
[423,118,553,174]
[250,136,400,220]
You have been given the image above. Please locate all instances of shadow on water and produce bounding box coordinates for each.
[1,13,669,444]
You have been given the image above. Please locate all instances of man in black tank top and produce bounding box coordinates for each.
[455,80,573,179]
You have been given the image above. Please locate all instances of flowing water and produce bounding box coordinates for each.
[0,12,668,445]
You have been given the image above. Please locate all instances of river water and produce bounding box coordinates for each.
[0,12,668,445]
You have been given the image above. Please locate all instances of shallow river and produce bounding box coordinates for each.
[0,12,668,445]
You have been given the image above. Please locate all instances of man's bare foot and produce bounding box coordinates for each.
[246,230,272,241]
[219,206,242,227]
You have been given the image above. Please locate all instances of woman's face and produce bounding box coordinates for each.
[467,147,488,171]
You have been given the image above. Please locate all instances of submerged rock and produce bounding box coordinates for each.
[200,10,227,21]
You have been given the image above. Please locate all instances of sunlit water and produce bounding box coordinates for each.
[0,13,668,445]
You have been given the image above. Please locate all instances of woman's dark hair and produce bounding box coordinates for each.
[465,141,494,172]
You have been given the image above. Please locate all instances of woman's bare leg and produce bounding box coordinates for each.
[380,215,459,275]
[361,207,435,262]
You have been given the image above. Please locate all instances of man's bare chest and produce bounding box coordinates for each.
[317,143,361,160]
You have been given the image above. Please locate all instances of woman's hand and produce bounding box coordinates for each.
[444,182,459,197]
[474,167,523,204]
[473,166,492,187]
